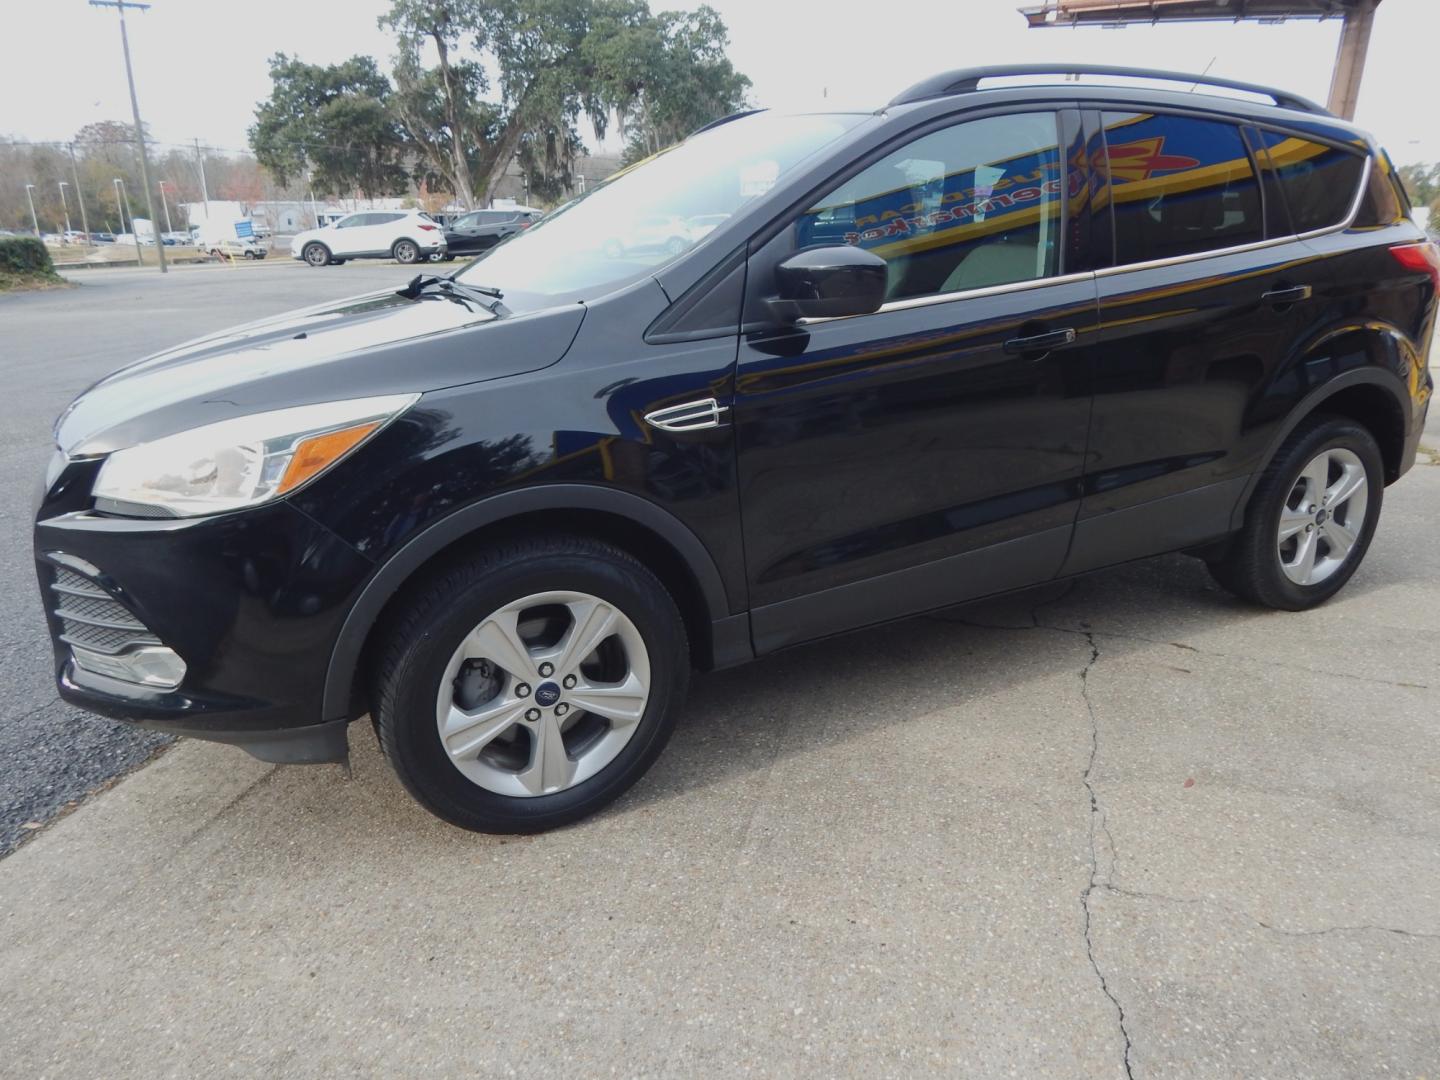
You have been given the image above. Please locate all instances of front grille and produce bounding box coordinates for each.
[48,566,162,656]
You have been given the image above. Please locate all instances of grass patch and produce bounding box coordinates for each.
[0,269,70,292]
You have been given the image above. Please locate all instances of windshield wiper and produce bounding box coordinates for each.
[397,274,508,314]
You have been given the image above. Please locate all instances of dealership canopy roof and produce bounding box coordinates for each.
[1019,0,1379,26]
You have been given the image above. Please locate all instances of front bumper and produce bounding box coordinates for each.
[35,458,374,762]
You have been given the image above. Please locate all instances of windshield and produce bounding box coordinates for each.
[455,112,866,307]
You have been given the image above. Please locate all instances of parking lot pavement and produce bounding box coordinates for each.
[1,455,1437,1076]
[0,261,434,854]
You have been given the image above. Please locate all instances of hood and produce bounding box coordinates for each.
[56,288,586,456]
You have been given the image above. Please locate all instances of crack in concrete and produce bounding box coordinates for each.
[931,609,1428,691]
[1098,882,1440,941]
[1078,629,1136,1080]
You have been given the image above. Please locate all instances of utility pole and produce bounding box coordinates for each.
[68,143,91,243]
[25,184,40,235]
[194,138,210,220]
[90,0,166,273]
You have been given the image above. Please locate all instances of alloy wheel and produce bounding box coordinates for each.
[1276,447,1369,586]
[434,591,651,798]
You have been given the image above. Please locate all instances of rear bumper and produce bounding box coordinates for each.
[35,468,374,759]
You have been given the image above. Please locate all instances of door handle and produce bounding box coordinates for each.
[1262,285,1312,308]
[1003,328,1076,356]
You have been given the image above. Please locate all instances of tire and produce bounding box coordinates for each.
[244,251,258,260]
[393,239,420,264]
[372,535,689,833]
[303,242,330,267]
[1207,415,1383,610]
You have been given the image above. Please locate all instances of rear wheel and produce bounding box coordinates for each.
[302,242,330,267]
[393,239,420,264]
[372,536,688,833]
[1207,415,1383,610]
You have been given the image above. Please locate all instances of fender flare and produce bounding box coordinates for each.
[321,484,734,720]
[1229,365,1411,531]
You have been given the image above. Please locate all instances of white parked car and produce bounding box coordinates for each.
[205,236,267,260]
[289,210,446,266]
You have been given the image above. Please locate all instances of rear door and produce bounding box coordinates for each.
[734,108,1102,652]
[368,212,407,254]
[1064,108,1334,574]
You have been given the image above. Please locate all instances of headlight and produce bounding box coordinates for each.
[93,394,418,517]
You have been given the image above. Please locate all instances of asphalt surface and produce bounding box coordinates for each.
[0,260,429,854]
[1,264,1438,1076]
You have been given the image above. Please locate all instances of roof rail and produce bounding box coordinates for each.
[689,108,767,138]
[887,64,1331,115]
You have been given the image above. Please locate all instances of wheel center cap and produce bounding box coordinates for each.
[1314,509,1328,526]
[534,681,561,707]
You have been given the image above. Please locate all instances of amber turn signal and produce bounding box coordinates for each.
[277,421,382,495]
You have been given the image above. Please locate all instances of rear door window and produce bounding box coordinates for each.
[1248,130,1368,233]
[1100,112,1264,264]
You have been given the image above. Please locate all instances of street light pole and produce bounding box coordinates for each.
[90,0,166,273]
[68,143,91,243]
[25,184,39,236]
[194,138,210,220]
[113,178,125,235]
[59,181,73,237]
[157,180,173,233]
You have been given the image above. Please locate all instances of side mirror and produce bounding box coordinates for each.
[770,245,888,322]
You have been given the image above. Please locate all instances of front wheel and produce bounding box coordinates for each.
[393,239,420,264]
[372,536,689,833]
[302,242,330,267]
[1207,415,1383,610]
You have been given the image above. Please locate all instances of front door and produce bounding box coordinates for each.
[734,109,1101,653]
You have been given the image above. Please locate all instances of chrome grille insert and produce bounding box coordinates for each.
[48,566,161,656]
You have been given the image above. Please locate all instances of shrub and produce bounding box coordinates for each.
[0,236,56,276]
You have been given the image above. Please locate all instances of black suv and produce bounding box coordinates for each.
[439,208,542,259]
[34,66,1435,832]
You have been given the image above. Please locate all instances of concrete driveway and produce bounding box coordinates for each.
[2,462,1438,1076]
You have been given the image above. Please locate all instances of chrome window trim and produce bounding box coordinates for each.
[793,152,1371,326]
[796,270,1097,326]
[1089,153,1372,279]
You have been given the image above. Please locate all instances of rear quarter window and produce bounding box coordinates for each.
[1249,130,1367,233]
[1352,158,1407,229]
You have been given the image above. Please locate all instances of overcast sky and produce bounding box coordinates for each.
[3,0,1437,162]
